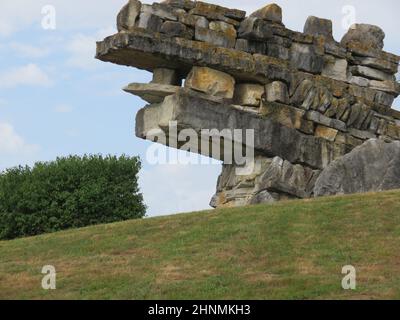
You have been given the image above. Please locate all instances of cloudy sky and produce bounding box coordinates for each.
[0,0,399,217]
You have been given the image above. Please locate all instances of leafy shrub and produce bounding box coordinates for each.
[0,155,146,240]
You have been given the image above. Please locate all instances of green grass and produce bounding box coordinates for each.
[1,190,400,300]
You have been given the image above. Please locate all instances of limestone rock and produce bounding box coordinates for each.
[123,82,180,103]
[304,16,333,40]
[179,13,209,28]
[161,0,195,10]
[195,27,236,48]
[322,56,348,82]
[290,43,324,74]
[249,4,283,24]
[152,68,181,86]
[209,21,237,39]
[117,0,142,32]
[238,17,273,41]
[341,24,385,50]
[315,125,338,142]
[314,139,400,197]
[189,2,246,22]
[265,81,289,104]
[350,65,393,81]
[233,84,264,106]
[256,157,320,198]
[160,21,194,38]
[185,67,235,99]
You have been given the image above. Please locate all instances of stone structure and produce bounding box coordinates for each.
[97,0,400,208]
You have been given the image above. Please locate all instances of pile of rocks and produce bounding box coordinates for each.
[97,0,400,208]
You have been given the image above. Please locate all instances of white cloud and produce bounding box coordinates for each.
[0,122,39,155]
[0,63,52,88]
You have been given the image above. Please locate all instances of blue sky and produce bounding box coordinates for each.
[0,0,399,216]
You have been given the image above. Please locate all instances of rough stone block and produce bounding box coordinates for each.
[189,2,246,23]
[290,43,324,74]
[123,82,180,103]
[209,21,237,38]
[350,65,393,81]
[137,12,163,32]
[179,13,209,28]
[322,56,348,82]
[238,17,273,41]
[315,125,338,142]
[304,16,333,40]
[195,27,236,48]
[117,0,142,32]
[341,24,385,50]
[249,4,283,24]
[152,68,181,85]
[233,84,264,107]
[160,21,194,38]
[161,0,195,10]
[261,101,314,135]
[265,81,289,104]
[185,66,235,99]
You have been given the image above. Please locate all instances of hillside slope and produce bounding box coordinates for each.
[1,190,400,300]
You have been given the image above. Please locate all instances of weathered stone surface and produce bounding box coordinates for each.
[265,81,289,104]
[290,43,324,74]
[137,10,163,32]
[161,0,195,10]
[209,21,237,38]
[235,39,267,55]
[341,24,385,50]
[350,65,393,81]
[238,17,273,41]
[160,21,194,38]
[250,4,283,24]
[304,16,333,40]
[185,67,235,98]
[189,2,246,22]
[195,27,236,48]
[261,101,314,135]
[315,125,338,142]
[256,156,320,198]
[123,82,180,103]
[374,91,395,107]
[179,13,209,28]
[152,68,181,85]
[141,3,179,21]
[369,80,400,95]
[233,84,264,106]
[350,56,399,74]
[117,0,142,32]
[314,139,400,196]
[305,111,347,132]
[322,56,347,82]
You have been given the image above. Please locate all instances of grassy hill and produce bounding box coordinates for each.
[1,190,400,300]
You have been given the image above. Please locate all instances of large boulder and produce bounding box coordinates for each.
[314,139,400,197]
[341,24,385,50]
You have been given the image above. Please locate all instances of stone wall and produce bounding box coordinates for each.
[96,0,400,208]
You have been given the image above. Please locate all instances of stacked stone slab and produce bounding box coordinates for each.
[97,0,400,208]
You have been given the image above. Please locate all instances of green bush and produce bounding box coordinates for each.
[0,155,146,240]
